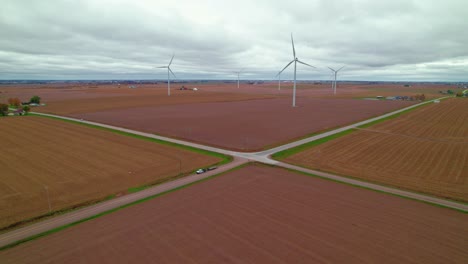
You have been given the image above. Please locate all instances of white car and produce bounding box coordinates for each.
[196,169,205,174]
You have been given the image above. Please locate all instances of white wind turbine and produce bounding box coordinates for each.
[328,66,344,95]
[278,34,316,107]
[157,54,176,96]
[234,69,243,88]
[277,71,281,90]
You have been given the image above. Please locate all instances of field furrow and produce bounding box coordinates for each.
[0,116,222,229]
[284,98,468,202]
[1,164,466,264]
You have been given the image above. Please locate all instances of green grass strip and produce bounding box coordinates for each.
[0,112,231,234]
[358,97,452,128]
[271,129,356,160]
[127,186,151,193]
[358,103,427,128]
[30,113,232,165]
[272,98,450,160]
[0,163,250,251]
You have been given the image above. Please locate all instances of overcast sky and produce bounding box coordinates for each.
[1,0,467,81]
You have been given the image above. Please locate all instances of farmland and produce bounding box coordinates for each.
[0,82,454,105]
[282,98,468,202]
[0,116,222,229]
[71,97,411,151]
[0,164,466,263]
[32,88,279,115]
[6,82,452,151]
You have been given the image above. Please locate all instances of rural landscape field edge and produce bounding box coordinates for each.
[0,163,250,251]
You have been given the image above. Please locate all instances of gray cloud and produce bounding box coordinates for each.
[0,0,467,81]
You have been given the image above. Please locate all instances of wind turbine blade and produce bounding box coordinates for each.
[291,33,296,59]
[169,67,176,78]
[337,66,345,72]
[279,60,294,75]
[156,66,168,68]
[168,54,175,66]
[327,67,336,72]
[297,60,316,68]
[275,71,281,77]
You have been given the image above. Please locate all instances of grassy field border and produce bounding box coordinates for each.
[281,160,468,206]
[1,161,464,252]
[357,100,435,128]
[0,113,231,233]
[271,129,356,160]
[271,97,449,160]
[0,163,250,251]
[31,113,232,165]
[357,96,452,129]
[259,163,467,213]
[259,102,416,152]
[270,96,468,206]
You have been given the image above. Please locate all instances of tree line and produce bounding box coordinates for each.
[0,96,41,116]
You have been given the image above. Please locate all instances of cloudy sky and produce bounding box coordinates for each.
[1,0,467,81]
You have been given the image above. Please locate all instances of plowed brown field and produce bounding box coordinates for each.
[1,82,452,110]
[284,98,468,202]
[70,98,412,151]
[0,116,221,229]
[1,164,466,263]
[4,83,434,151]
[35,89,279,115]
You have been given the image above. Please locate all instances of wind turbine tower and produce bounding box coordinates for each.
[278,34,316,107]
[277,71,281,90]
[234,69,243,88]
[157,54,176,96]
[328,66,344,95]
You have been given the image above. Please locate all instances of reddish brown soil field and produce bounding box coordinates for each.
[1,164,466,263]
[71,98,413,151]
[1,82,447,151]
[0,84,123,103]
[284,98,468,202]
[1,82,454,106]
[0,116,221,229]
[0,83,280,113]
[146,82,454,99]
[35,89,278,115]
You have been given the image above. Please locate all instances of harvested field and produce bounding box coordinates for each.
[0,84,122,103]
[1,164,466,263]
[1,82,453,106]
[72,98,413,151]
[1,84,280,114]
[283,98,468,202]
[34,89,279,115]
[0,116,222,229]
[149,82,453,99]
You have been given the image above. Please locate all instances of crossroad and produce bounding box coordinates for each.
[1,96,465,249]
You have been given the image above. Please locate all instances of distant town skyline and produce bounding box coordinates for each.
[1,0,467,81]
